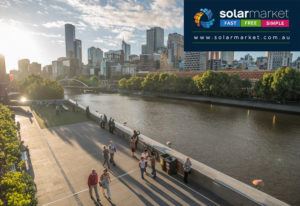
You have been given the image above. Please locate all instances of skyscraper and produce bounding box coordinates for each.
[0,55,6,81]
[141,45,147,54]
[88,47,103,67]
[18,59,30,78]
[221,52,234,65]
[146,27,164,54]
[74,39,82,63]
[267,51,293,70]
[167,33,184,69]
[122,40,131,62]
[65,24,75,58]
[184,52,208,70]
[29,62,42,75]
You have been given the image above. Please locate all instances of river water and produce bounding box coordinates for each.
[65,90,300,205]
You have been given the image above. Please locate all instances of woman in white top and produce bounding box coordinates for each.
[139,157,147,179]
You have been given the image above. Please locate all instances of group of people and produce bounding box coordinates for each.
[87,168,111,203]
[102,140,117,169]
[139,149,157,179]
[87,124,193,203]
[99,114,115,134]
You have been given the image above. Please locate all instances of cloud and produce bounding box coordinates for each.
[55,0,183,31]
[42,20,87,30]
[42,20,67,28]
[0,0,11,8]
[31,31,63,38]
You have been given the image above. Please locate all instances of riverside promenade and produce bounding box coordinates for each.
[17,107,226,206]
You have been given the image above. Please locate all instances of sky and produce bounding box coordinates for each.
[0,0,299,71]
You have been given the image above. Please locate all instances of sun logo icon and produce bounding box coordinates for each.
[194,8,215,29]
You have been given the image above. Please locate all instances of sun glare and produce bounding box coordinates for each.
[0,21,38,70]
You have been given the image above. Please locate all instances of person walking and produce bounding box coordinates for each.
[141,149,149,172]
[150,152,157,179]
[100,114,104,129]
[132,130,140,149]
[139,156,147,180]
[88,169,100,203]
[102,146,110,169]
[103,114,107,129]
[86,106,90,118]
[100,168,112,201]
[108,140,116,166]
[130,137,136,157]
[109,119,115,133]
[183,157,192,184]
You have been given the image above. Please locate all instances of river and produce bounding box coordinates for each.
[65,90,300,205]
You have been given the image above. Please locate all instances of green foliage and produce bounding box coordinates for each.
[117,68,299,103]
[141,73,160,92]
[76,75,100,87]
[118,77,144,90]
[21,75,63,100]
[194,71,250,97]
[0,172,37,206]
[175,77,198,94]
[0,105,20,174]
[0,105,37,206]
[254,68,300,102]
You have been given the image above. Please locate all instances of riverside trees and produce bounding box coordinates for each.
[20,75,64,100]
[118,68,300,103]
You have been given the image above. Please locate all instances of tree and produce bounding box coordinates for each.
[20,75,64,100]
[271,67,300,102]
[127,77,144,90]
[141,73,160,92]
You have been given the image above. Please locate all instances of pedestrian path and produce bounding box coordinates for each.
[17,108,228,206]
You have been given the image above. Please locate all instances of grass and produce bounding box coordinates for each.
[31,103,89,128]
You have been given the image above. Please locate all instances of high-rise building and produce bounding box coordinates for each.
[65,24,76,58]
[29,62,42,75]
[88,47,103,67]
[18,59,30,78]
[105,50,124,64]
[122,40,131,62]
[256,57,268,70]
[141,45,147,54]
[208,51,221,60]
[74,39,82,63]
[267,51,293,70]
[184,52,208,70]
[221,52,234,66]
[167,33,184,69]
[0,55,6,81]
[146,27,164,54]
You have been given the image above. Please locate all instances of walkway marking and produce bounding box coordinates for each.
[42,168,138,206]
[162,173,221,206]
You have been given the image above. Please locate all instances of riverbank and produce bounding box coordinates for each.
[119,91,300,115]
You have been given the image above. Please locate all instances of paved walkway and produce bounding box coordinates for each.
[17,109,227,206]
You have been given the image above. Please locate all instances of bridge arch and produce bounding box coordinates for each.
[58,79,89,88]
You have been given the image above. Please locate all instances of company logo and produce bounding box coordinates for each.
[194,8,215,28]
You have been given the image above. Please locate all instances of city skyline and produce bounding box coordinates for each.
[0,0,299,71]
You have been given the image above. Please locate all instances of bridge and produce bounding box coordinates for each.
[58,78,112,90]
[58,78,90,89]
